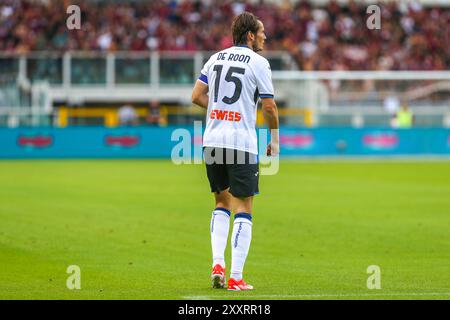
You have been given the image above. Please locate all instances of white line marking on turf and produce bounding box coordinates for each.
[183,292,450,300]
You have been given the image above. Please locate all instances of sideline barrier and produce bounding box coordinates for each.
[0,126,449,159]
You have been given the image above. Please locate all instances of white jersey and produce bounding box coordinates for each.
[198,45,274,155]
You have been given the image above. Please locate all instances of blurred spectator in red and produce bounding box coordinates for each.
[147,100,161,126]
[0,0,448,71]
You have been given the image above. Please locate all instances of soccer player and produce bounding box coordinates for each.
[191,12,279,291]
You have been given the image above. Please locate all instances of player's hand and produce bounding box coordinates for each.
[266,142,279,156]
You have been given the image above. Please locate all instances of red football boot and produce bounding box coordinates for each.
[211,264,226,288]
[227,278,254,291]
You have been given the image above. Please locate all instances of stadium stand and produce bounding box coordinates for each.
[0,0,449,128]
[0,0,448,71]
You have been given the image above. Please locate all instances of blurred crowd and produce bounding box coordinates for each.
[0,0,449,71]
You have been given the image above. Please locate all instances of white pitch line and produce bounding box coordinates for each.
[183,292,450,300]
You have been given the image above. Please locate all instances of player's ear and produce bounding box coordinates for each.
[248,31,255,41]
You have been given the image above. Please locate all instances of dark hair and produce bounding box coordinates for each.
[231,12,260,46]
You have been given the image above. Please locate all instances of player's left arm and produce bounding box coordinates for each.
[254,57,279,156]
[192,80,209,109]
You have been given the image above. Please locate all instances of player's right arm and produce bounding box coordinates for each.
[261,98,279,156]
[192,54,216,109]
[191,80,209,109]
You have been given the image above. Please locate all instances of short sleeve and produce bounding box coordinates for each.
[254,58,274,99]
[198,55,215,85]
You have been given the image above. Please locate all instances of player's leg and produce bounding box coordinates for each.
[210,191,231,288]
[226,149,258,291]
[232,194,253,213]
[205,147,231,288]
[214,187,232,211]
[211,189,232,269]
[228,195,254,291]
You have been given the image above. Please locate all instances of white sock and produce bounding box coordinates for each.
[230,213,253,280]
[210,208,231,268]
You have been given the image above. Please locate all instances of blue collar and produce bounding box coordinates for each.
[235,45,250,49]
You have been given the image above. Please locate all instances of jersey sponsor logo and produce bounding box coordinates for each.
[210,109,241,122]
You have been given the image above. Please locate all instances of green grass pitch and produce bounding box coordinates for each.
[0,159,449,300]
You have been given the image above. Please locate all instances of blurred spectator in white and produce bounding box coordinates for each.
[118,103,138,126]
[97,32,112,51]
[383,95,400,115]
